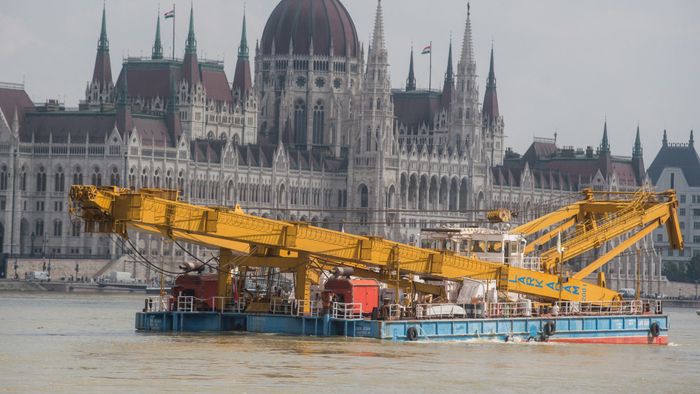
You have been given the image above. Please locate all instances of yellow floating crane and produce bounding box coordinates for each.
[69,186,682,311]
[513,189,683,281]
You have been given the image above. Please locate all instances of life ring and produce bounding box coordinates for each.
[406,327,419,341]
[543,321,556,337]
[649,322,660,338]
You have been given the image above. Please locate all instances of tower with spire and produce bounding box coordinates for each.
[450,3,481,155]
[350,0,398,236]
[152,13,163,60]
[405,47,416,91]
[85,4,114,110]
[482,44,504,165]
[441,39,455,108]
[232,11,256,144]
[178,4,206,139]
[631,125,645,184]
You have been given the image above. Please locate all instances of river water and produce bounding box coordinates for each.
[0,292,698,393]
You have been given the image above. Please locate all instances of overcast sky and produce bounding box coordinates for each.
[1,0,698,164]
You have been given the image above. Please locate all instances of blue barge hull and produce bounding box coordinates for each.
[135,312,668,345]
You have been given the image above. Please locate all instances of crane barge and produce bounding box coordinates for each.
[69,186,682,344]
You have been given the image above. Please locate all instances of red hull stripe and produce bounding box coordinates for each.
[549,336,668,345]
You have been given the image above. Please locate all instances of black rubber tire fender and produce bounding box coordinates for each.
[406,326,419,341]
[649,321,660,338]
[543,321,556,336]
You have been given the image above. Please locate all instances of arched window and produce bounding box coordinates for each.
[19,166,26,191]
[278,184,286,205]
[73,166,83,186]
[312,101,324,145]
[153,169,161,189]
[54,167,65,192]
[366,127,372,152]
[91,167,102,186]
[177,171,185,194]
[226,180,234,202]
[141,168,148,188]
[359,184,369,208]
[128,168,137,189]
[110,167,120,187]
[0,165,8,190]
[294,100,307,146]
[165,170,173,189]
[36,167,47,192]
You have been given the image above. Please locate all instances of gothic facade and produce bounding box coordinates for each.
[0,0,660,289]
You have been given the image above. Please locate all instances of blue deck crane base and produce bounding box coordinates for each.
[135,312,669,345]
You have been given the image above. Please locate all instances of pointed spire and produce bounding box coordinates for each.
[482,44,499,123]
[690,130,695,147]
[185,4,197,54]
[600,120,611,154]
[91,4,113,87]
[98,4,109,52]
[406,47,416,91]
[152,13,163,60]
[459,2,474,70]
[238,9,249,59]
[662,129,668,147]
[441,38,455,108]
[486,44,496,89]
[232,10,253,98]
[633,124,643,157]
[182,3,200,86]
[370,0,387,61]
[444,38,454,85]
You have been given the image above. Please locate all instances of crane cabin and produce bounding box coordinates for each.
[419,227,541,271]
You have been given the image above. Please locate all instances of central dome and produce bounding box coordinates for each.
[261,0,359,58]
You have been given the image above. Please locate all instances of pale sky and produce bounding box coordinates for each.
[1,0,698,164]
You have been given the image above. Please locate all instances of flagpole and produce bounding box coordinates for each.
[428,41,432,91]
[172,3,176,60]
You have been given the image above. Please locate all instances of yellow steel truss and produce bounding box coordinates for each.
[68,186,682,303]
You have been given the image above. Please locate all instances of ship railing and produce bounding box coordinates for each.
[554,300,645,316]
[176,296,194,312]
[210,297,246,313]
[293,299,320,317]
[270,298,294,315]
[332,302,363,320]
[385,304,404,320]
[144,295,171,312]
[487,301,535,318]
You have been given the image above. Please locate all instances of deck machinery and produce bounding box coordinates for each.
[69,186,682,312]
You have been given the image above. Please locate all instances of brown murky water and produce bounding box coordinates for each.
[0,292,699,393]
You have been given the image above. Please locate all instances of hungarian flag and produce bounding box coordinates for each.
[421,45,432,55]
[164,9,175,19]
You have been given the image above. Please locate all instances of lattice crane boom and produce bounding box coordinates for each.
[68,186,679,303]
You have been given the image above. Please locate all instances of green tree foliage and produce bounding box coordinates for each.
[663,256,700,283]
